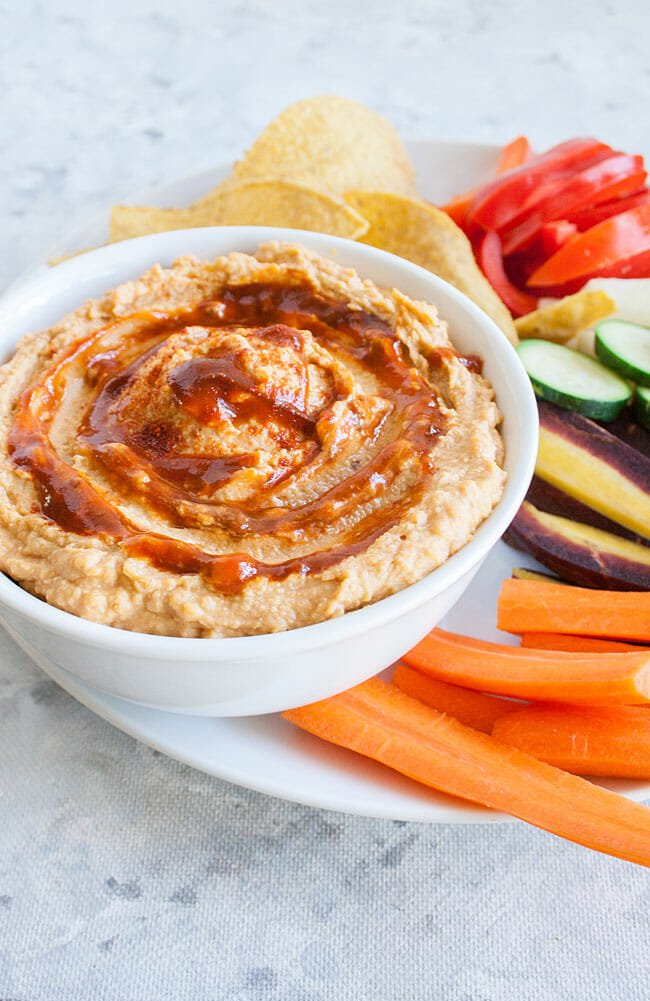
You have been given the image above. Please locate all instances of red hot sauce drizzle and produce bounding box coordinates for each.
[8,281,465,594]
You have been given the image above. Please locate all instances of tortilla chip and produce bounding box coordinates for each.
[515,290,617,343]
[346,190,518,344]
[109,179,369,243]
[230,96,416,198]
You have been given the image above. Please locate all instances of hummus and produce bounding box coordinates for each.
[0,242,506,637]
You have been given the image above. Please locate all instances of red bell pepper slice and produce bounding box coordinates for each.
[500,221,579,287]
[469,138,611,231]
[527,203,650,287]
[540,220,579,257]
[496,136,533,175]
[477,231,538,316]
[569,188,650,231]
[611,247,650,278]
[526,249,650,298]
[442,136,533,229]
[499,155,646,255]
[507,151,636,217]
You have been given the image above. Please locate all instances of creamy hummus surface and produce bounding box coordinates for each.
[0,242,506,636]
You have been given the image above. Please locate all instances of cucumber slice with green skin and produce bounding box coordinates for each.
[636,385,650,430]
[595,319,650,387]
[516,339,632,421]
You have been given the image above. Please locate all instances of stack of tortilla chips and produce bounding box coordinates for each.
[109,96,517,344]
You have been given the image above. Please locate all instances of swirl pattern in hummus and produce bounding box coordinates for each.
[0,243,505,636]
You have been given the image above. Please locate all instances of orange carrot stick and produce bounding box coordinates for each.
[492,704,650,778]
[402,628,650,704]
[520,632,648,653]
[392,662,522,732]
[496,135,533,174]
[498,578,650,643]
[283,678,650,867]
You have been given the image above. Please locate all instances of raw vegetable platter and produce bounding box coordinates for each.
[8,137,650,826]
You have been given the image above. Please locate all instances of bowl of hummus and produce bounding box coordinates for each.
[0,229,537,714]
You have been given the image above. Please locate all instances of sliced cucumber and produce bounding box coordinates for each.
[595,319,650,387]
[516,339,632,421]
[635,385,650,431]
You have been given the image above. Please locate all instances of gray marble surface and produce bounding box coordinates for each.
[2,1,650,998]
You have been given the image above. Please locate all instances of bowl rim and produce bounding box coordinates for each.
[0,225,538,657]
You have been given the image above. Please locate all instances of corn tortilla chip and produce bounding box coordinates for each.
[109,179,369,243]
[515,290,616,343]
[230,96,416,197]
[346,190,518,344]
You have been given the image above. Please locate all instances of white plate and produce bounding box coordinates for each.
[11,139,649,821]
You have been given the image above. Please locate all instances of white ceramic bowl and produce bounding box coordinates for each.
[0,227,538,715]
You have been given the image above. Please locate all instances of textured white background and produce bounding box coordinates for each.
[2,1,650,998]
